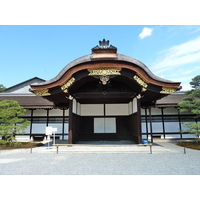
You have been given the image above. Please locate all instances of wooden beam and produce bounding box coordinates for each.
[68,99,73,144]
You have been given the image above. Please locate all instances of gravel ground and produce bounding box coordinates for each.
[0,140,200,175]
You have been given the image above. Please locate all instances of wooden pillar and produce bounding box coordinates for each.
[149,107,153,143]
[68,99,73,144]
[29,109,34,140]
[161,107,165,139]
[62,108,65,140]
[136,98,142,144]
[178,108,182,139]
[46,108,50,127]
[145,108,149,140]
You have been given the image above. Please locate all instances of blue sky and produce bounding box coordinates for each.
[0,25,200,91]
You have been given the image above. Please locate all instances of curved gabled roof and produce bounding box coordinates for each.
[30,40,181,107]
[31,53,180,89]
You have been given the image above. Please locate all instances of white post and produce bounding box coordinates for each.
[52,128,57,147]
[46,126,52,149]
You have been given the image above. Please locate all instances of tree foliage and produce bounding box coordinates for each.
[0,84,6,93]
[0,100,30,141]
[178,75,200,137]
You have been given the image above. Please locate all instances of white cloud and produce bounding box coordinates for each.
[139,27,153,39]
[149,37,200,91]
[150,36,200,74]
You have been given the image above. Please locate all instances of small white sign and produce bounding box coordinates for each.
[52,128,57,132]
[46,126,52,135]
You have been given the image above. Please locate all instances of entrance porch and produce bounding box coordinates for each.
[68,99,142,144]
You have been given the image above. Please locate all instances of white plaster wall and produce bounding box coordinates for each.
[128,101,132,115]
[151,107,161,115]
[49,109,63,116]
[105,104,129,116]
[77,102,81,115]
[80,104,104,116]
[132,98,137,114]
[33,109,47,116]
[65,109,69,116]
[128,99,137,115]
[141,108,146,115]
[23,109,32,116]
[72,99,77,114]
[163,108,178,115]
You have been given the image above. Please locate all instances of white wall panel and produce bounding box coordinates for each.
[49,109,63,116]
[105,104,129,116]
[141,108,146,115]
[151,107,161,115]
[23,109,32,116]
[65,109,69,116]
[105,118,116,133]
[77,102,81,115]
[33,109,47,116]
[94,118,116,133]
[94,118,104,133]
[72,99,77,114]
[163,108,178,115]
[132,98,137,114]
[80,104,104,116]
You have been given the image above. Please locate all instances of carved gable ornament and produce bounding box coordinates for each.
[88,68,121,76]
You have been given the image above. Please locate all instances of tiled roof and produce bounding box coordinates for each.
[0,93,186,109]
[156,93,186,107]
[0,95,54,109]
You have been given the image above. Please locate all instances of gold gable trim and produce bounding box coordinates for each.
[133,75,148,90]
[160,87,176,94]
[61,77,75,93]
[34,89,50,96]
[88,68,121,76]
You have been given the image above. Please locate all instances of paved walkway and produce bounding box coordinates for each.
[23,139,188,153]
[0,139,200,175]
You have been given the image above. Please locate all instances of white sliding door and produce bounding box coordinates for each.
[94,118,116,133]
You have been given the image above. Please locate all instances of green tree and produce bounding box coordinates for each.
[0,84,6,93]
[178,75,200,138]
[0,100,30,141]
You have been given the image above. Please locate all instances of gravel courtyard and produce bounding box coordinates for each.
[0,140,200,175]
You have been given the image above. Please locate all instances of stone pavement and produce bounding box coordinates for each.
[0,139,200,175]
[24,139,187,153]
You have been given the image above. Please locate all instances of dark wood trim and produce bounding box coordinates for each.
[29,109,34,139]
[62,108,65,140]
[161,107,165,139]
[148,107,153,143]
[178,109,182,139]
[145,108,148,140]
[68,100,73,144]
[137,98,142,144]
[46,109,50,126]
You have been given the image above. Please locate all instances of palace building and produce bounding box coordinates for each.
[0,40,196,143]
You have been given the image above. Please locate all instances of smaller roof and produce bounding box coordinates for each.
[156,93,186,107]
[0,95,54,109]
[4,77,45,93]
